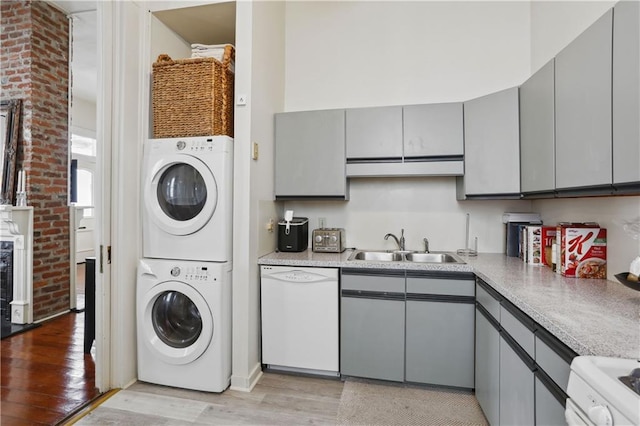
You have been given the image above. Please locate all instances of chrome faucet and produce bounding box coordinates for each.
[423,238,430,253]
[384,228,405,251]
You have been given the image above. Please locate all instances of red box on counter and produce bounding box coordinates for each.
[557,223,607,278]
[541,226,556,267]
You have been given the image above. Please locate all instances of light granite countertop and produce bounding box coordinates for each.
[259,250,640,359]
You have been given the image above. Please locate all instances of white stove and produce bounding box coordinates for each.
[566,356,640,426]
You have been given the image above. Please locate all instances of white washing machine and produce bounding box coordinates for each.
[136,258,231,392]
[142,136,233,262]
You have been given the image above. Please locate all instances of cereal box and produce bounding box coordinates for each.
[526,226,542,265]
[541,226,556,267]
[558,224,607,278]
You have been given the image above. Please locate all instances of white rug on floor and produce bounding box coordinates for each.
[337,380,488,426]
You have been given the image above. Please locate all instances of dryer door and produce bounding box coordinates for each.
[145,154,218,236]
[141,281,214,365]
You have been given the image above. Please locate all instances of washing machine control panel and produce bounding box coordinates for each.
[175,266,216,282]
[174,138,216,152]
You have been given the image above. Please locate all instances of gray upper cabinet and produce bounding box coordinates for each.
[520,59,555,194]
[345,106,403,159]
[613,0,640,185]
[403,102,464,158]
[458,86,520,198]
[274,109,348,199]
[555,9,613,190]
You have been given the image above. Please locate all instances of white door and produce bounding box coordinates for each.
[96,0,147,391]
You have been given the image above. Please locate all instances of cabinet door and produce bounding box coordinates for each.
[500,335,535,426]
[340,273,405,382]
[403,103,463,158]
[406,299,474,388]
[345,106,403,160]
[555,10,613,190]
[535,374,567,426]
[520,60,555,194]
[461,87,520,197]
[613,0,640,185]
[475,306,500,426]
[274,110,347,198]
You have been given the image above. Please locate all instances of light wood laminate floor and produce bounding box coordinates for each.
[75,372,488,425]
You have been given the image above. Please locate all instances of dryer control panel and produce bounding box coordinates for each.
[170,265,216,282]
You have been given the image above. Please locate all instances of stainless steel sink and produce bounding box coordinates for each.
[350,251,405,262]
[405,252,460,263]
[348,250,464,264]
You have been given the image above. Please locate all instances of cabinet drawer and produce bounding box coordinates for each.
[407,276,474,297]
[535,328,576,393]
[476,282,500,320]
[500,302,536,358]
[341,270,404,293]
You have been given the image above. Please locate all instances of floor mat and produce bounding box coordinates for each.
[337,379,488,426]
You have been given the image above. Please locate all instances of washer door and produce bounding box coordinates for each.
[141,281,214,365]
[145,154,218,236]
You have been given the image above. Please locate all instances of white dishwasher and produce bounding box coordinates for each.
[260,265,339,376]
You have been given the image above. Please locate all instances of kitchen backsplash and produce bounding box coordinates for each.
[281,177,640,282]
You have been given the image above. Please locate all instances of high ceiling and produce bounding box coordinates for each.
[50,1,236,104]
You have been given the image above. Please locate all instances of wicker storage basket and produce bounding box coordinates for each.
[152,46,234,138]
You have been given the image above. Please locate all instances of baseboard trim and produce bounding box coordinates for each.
[230,363,263,392]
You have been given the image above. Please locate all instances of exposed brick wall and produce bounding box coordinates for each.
[1,0,70,320]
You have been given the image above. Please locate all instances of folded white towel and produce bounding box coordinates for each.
[191,43,235,51]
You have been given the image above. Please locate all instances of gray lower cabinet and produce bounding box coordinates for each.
[340,270,405,382]
[555,9,613,190]
[499,333,535,426]
[475,278,577,426]
[274,109,348,199]
[612,0,640,186]
[535,372,568,426]
[458,86,520,199]
[475,304,500,426]
[405,273,475,388]
[519,59,555,194]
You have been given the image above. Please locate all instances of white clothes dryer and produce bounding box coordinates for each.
[142,136,233,262]
[136,258,231,392]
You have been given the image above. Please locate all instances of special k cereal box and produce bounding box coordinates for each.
[558,224,607,278]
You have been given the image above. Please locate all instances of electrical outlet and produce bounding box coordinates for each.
[252,142,259,160]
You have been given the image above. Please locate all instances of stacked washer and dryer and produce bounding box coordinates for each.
[137,135,233,392]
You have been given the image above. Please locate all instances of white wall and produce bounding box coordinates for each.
[149,15,191,63]
[284,1,531,109]
[530,0,615,72]
[71,97,97,136]
[231,0,285,391]
[282,1,534,254]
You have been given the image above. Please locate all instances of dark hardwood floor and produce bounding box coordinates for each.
[1,310,100,425]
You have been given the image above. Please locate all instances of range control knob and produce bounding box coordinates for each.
[588,405,613,426]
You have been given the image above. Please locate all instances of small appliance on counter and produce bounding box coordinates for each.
[312,228,346,253]
[277,211,308,252]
